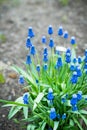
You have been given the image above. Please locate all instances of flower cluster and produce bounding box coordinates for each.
[3,25,87,130]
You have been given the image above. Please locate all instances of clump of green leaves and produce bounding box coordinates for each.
[0,26,87,130]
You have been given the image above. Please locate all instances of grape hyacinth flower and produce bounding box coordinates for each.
[78,56,82,64]
[85,69,87,74]
[26,55,32,65]
[28,27,35,38]
[63,31,68,39]
[23,92,29,104]
[77,91,82,101]
[65,52,71,63]
[42,36,46,44]
[73,57,77,64]
[19,75,25,85]
[43,54,48,62]
[84,63,87,69]
[26,37,32,48]
[70,94,77,106]
[43,64,48,71]
[70,64,75,71]
[30,45,36,55]
[36,65,40,72]
[72,105,78,111]
[84,56,87,63]
[85,49,87,56]
[55,56,63,69]
[49,108,56,120]
[70,36,76,45]
[76,66,82,77]
[62,113,66,120]
[43,47,48,55]
[61,97,66,103]
[47,88,54,101]
[58,26,63,36]
[66,48,71,54]
[49,38,54,48]
[48,25,53,35]
[71,71,78,84]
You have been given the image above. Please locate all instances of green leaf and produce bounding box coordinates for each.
[23,106,28,119]
[33,92,44,111]
[79,114,87,126]
[41,122,46,130]
[72,117,83,130]
[70,119,74,126]
[79,110,87,115]
[27,124,36,130]
[53,121,59,130]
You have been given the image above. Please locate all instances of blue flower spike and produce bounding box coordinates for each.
[26,37,32,48]
[58,26,63,36]
[63,31,68,39]
[62,113,66,120]
[65,52,71,63]
[28,27,35,38]
[43,64,48,71]
[43,54,48,62]
[49,108,56,120]
[49,38,54,48]
[42,36,46,44]
[19,75,25,85]
[61,97,66,103]
[72,105,78,111]
[84,63,87,69]
[70,63,75,71]
[47,88,54,100]
[23,92,29,104]
[71,71,78,84]
[30,45,36,55]
[48,25,53,35]
[85,49,87,56]
[70,36,76,45]
[26,55,32,65]
[70,94,77,106]
[43,47,48,55]
[78,56,82,64]
[73,57,77,64]
[76,66,82,77]
[77,91,82,101]
[36,65,40,72]
[56,56,63,68]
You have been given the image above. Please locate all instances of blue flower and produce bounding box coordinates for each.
[70,94,77,106]
[76,66,82,77]
[23,92,29,104]
[36,79,39,84]
[26,37,32,48]
[26,55,32,65]
[36,65,40,72]
[63,31,68,39]
[84,56,87,63]
[84,63,87,69]
[85,49,87,56]
[65,53,71,63]
[73,58,77,64]
[66,48,71,54]
[18,75,24,85]
[85,69,87,74]
[58,26,63,36]
[43,64,48,71]
[49,38,54,48]
[78,56,82,64]
[48,25,53,35]
[77,91,82,101]
[43,54,48,62]
[49,108,56,120]
[42,36,46,44]
[28,27,35,38]
[70,36,76,45]
[56,56,63,68]
[72,105,78,111]
[61,97,66,103]
[43,47,48,55]
[30,45,36,55]
[71,71,78,84]
[62,113,66,120]
[47,88,54,100]
[70,64,75,71]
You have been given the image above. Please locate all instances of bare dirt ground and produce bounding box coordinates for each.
[0,0,87,129]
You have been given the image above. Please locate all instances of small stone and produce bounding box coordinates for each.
[8,72,17,79]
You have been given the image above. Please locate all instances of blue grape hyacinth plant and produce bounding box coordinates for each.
[0,25,87,130]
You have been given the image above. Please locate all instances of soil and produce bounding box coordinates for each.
[0,0,87,129]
